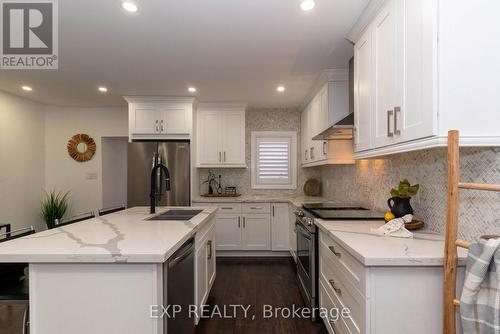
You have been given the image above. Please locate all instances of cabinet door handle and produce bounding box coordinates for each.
[387,110,394,137]
[160,120,164,133]
[155,120,159,133]
[329,279,342,295]
[223,151,226,162]
[328,246,341,258]
[305,149,308,161]
[238,216,241,228]
[322,141,327,155]
[310,147,314,160]
[219,152,222,163]
[272,206,275,217]
[394,106,401,136]
[243,217,246,228]
[221,207,233,210]
[207,240,212,260]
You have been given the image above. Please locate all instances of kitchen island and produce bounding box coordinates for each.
[0,206,217,334]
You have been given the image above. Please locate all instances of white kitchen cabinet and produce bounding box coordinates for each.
[318,229,464,334]
[124,97,194,141]
[196,103,246,168]
[372,0,399,148]
[301,75,354,167]
[200,202,288,252]
[271,203,290,251]
[195,219,216,325]
[241,214,271,250]
[351,0,500,158]
[214,214,242,251]
[353,27,373,152]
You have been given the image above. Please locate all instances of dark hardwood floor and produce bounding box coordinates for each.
[195,257,327,334]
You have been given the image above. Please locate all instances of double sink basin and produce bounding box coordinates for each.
[145,209,203,221]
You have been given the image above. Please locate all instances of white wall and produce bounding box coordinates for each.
[102,137,128,208]
[0,91,46,232]
[44,107,127,216]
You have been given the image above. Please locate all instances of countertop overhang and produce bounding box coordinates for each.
[0,206,216,264]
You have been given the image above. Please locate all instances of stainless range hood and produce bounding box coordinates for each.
[312,112,354,140]
[313,57,354,140]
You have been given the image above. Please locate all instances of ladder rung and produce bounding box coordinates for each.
[458,182,500,192]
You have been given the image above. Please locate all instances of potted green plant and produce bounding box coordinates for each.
[201,170,219,195]
[41,190,70,229]
[388,179,420,217]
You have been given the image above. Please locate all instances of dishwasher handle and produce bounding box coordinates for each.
[168,238,195,268]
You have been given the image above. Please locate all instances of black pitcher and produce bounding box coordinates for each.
[387,197,414,218]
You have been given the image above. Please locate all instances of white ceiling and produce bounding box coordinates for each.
[0,0,369,108]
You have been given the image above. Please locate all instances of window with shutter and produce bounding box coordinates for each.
[251,131,297,189]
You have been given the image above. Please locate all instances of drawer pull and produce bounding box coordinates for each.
[221,207,233,210]
[328,246,341,258]
[329,279,342,295]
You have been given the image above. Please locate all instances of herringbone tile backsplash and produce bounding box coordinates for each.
[319,147,500,241]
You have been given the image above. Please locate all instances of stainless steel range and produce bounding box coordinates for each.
[294,203,384,322]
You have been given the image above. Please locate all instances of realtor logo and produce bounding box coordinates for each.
[1,0,58,69]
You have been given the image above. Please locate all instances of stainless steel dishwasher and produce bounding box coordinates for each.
[164,238,195,334]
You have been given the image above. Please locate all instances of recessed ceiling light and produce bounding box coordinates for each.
[21,86,32,92]
[188,87,197,93]
[277,86,285,93]
[121,1,138,13]
[98,86,108,93]
[300,0,315,11]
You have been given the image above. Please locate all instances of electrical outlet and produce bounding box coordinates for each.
[85,172,98,180]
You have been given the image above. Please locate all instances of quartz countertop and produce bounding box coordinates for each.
[315,219,468,266]
[192,194,350,208]
[0,206,216,263]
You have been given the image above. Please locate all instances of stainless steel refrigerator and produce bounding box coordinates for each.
[127,141,190,207]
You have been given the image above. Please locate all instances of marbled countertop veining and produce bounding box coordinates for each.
[0,206,216,263]
[315,219,468,266]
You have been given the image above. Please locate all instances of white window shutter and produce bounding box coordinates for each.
[251,132,297,189]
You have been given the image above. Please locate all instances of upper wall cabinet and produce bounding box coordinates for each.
[301,72,354,167]
[350,0,500,159]
[196,103,246,168]
[124,96,195,141]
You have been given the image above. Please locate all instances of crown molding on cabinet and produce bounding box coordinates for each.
[346,0,385,44]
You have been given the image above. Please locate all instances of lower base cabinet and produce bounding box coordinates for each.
[215,213,271,250]
[318,229,464,334]
[195,218,216,325]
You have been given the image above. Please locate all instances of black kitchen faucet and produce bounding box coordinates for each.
[150,163,171,214]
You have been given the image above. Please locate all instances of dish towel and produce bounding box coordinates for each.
[460,238,500,334]
[371,214,413,238]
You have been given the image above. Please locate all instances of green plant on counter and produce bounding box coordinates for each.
[41,190,70,229]
[201,170,219,194]
[390,179,420,198]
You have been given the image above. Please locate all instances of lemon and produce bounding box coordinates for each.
[384,212,395,222]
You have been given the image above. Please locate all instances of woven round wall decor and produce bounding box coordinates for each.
[67,134,96,162]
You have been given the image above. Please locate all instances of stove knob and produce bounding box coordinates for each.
[306,218,313,226]
[294,210,304,217]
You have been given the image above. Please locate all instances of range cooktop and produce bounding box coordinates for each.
[302,203,385,220]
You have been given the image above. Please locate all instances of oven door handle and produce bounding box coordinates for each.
[295,223,312,240]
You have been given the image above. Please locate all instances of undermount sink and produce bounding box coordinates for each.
[145,209,203,221]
